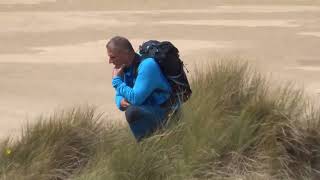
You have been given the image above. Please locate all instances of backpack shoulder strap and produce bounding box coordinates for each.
[132,53,142,78]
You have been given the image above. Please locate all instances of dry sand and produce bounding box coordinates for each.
[298,32,320,38]
[156,20,299,27]
[0,0,55,4]
[1,1,320,139]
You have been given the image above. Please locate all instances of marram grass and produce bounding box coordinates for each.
[1,60,320,180]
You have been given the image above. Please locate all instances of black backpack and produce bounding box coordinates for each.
[139,40,192,105]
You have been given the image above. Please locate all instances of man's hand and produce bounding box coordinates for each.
[121,99,130,109]
[112,65,125,78]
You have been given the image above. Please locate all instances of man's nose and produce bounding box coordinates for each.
[108,58,113,64]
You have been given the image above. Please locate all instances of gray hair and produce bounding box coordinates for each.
[106,36,134,53]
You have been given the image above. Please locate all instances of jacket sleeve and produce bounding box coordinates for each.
[112,59,159,106]
[115,92,125,111]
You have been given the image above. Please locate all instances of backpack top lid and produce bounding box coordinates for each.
[139,40,160,58]
[139,40,182,76]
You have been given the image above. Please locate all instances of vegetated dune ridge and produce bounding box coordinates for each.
[1,0,320,158]
[1,60,320,180]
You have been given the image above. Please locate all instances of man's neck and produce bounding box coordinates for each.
[128,53,140,67]
[124,53,139,72]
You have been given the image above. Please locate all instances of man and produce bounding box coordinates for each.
[106,36,174,141]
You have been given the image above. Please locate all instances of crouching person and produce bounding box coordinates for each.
[106,36,175,141]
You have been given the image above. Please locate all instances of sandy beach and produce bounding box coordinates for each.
[1,0,320,139]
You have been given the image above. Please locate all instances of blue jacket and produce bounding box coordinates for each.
[112,55,172,111]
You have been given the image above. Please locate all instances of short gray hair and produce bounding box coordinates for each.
[106,36,134,53]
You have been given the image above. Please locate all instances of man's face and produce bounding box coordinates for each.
[107,48,130,69]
